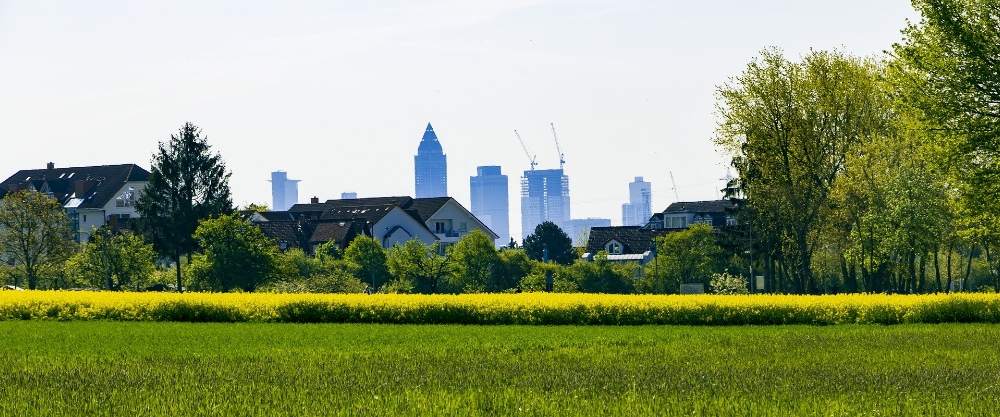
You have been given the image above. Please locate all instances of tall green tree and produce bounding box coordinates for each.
[0,190,75,289]
[65,229,157,291]
[344,236,391,290]
[386,239,450,294]
[523,221,576,266]
[135,122,232,293]
[893,0,1000,292]
[715,48,893,293]
[449,230,500,293]
[642,223,720,294]
[188,214,277,292]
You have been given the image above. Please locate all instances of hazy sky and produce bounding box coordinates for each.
[0,1,919,239]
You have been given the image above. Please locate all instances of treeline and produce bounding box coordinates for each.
[715,0,1000,294]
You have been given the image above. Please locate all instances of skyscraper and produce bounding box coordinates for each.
[414,123,447,198]
[521,168,570,240]
[269,171,300,211]
[470,166,509,246]
[622,176,652,226]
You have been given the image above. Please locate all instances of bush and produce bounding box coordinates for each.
[710,272,749,295]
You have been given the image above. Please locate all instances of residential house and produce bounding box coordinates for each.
[0,163,150,242]
[250,195,497,253]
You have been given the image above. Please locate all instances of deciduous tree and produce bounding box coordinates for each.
[0,190,75,289]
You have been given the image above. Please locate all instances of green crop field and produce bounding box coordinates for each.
[0,322,996,416]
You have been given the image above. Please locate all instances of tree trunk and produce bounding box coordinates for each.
[934,247,942,293]
[174,252,183,293]
[963,245,975,293]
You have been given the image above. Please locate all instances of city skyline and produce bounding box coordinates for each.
[0,1,920,239]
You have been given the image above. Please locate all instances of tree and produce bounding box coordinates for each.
[492,249,532,291]
[523,221,576,265]
[715,48,893,293]
[65,229,157,291]
[569,252,636,294]
[642,224,720,293]
[135,122,232,293]
[344,236,391,290]
[449,230,500,293]
[0,190,75,289]
[188,214,277,292]
[386,239,450,294]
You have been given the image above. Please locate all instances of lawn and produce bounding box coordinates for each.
[0,322,996,416]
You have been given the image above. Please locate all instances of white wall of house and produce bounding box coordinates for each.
[372,207,437,248]
[425,200,497,245]
[76,182,146,242]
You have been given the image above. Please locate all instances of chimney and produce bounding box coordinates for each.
[46,162,54,170]
[310,196,319,204]
[74,180,97,197]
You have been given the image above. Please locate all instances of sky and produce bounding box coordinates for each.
[0,1,920,240]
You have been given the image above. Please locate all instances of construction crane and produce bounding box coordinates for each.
[550,123,565,169]
[514,130,538,171]
[669,171,680,202]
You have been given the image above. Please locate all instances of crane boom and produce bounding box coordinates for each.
[669,171,680,202]
[550,123,565,169]
[514,130,538,170]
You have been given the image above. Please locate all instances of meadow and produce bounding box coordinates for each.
[0,321,997,416]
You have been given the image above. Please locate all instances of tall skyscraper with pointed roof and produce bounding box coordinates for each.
[414,123,448,198]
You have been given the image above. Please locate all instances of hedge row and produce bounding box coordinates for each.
[1,292,999,325]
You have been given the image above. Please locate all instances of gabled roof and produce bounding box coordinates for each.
[661,200,733,214]
[0,163,150,209]
[309,220,362,246]
[255,220,312,252]
[404,197,452,223]
[585,226,675,255]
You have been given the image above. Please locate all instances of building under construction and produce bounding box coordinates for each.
[516,124,571,240]
[520,168,570,240]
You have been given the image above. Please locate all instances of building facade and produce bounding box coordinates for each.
[469,166,509,247]
[0,163,150,242]
[414,123,448,198]
[269,171,300,211]
[621,176,652,226]
[520,168,570,240]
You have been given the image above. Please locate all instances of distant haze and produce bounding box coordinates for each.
[0,1,919,239]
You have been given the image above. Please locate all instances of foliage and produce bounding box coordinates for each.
[710,271,749,295]
[65,229,157,291]
[715,48,893,293]
[135,122,233,293]
[188,214,278,292]
[522,221,576,265]
[314,240,343,262]
[344,236,391,291]
[0,190,75,290]
[448,230,500,293]
[565,252,636,294]
[386,239,450,294]
[642,223,720,294]
[493,249,532,291]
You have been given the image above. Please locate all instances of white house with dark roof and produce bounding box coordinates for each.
[0,163,150,242]
[251,195,497,253]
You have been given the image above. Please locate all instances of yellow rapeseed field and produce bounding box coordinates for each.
[1,291,998,324]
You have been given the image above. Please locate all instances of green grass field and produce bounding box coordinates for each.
[0,322,996,416]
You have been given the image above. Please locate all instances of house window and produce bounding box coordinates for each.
[459,222,467,232]
[726,217,737,226]
[606,241,623,255]
[116,187,136,207]
[435,222,446,233]
[83,215,87,222]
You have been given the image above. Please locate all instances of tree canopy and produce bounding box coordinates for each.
[0,190,75,290]
[135,122,232,292]
[188,214,277,292]
[523,221,576,266]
